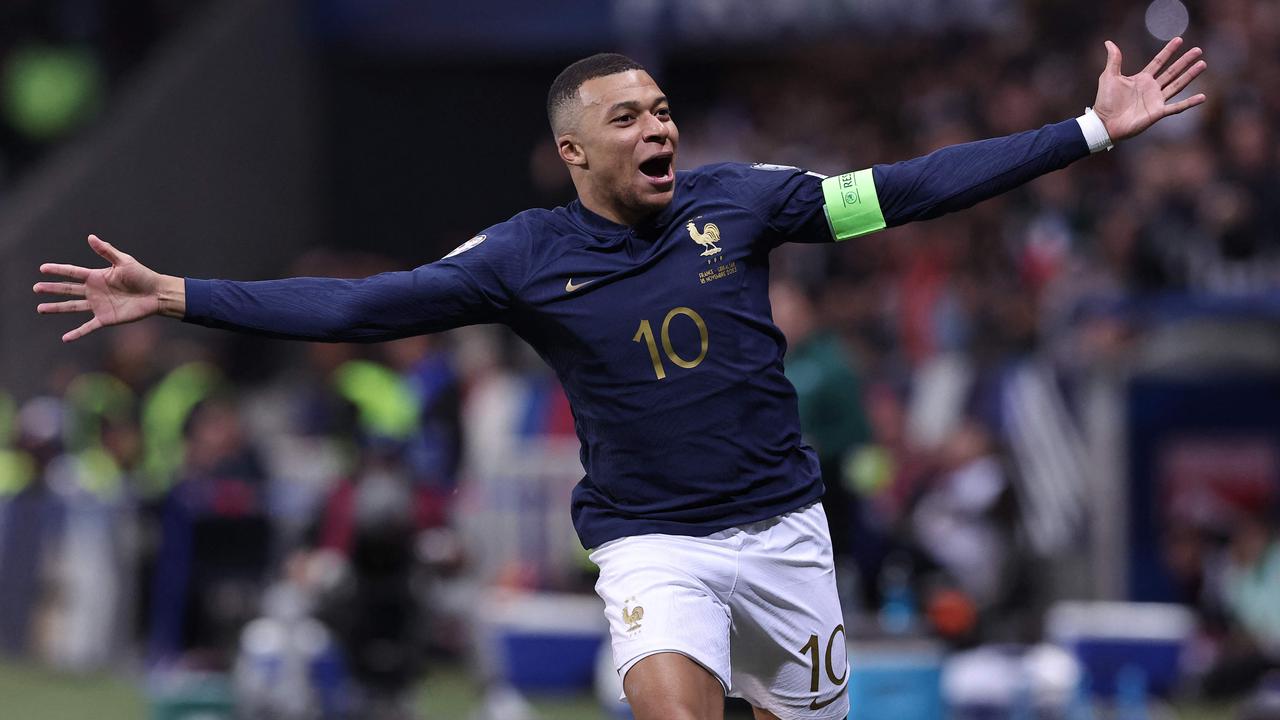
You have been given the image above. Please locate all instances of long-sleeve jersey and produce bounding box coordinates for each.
[185,118,1091,548]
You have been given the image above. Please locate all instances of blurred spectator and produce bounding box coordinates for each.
[772,277,882,609]
[1221,514,1280,651]
[0,396,64,657]
[383,335,464,530]
[1203,512,1280,697]
[149,396,270,666]
[34,372,140,671]
[907,419,1026,640]
[312,460,426,717]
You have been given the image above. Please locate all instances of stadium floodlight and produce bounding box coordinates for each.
[1145,0,1190,41]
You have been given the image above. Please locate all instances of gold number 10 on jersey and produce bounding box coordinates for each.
[632,306,709,380]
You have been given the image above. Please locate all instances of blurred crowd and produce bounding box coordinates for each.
[1,248,590,714]
[2,0,1279,713]
[575,0,1280,696]
[706,0,1280,696]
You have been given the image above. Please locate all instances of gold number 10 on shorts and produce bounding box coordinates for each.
[799,624,848,692]
[632,306,709,380]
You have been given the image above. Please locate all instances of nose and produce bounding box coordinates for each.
[642,112,669,143]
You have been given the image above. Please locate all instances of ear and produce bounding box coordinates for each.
[558,134,586,168]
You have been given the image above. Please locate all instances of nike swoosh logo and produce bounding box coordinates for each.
[565,277,595,292]
[808,682,847,711]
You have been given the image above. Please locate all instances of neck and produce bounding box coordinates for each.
[581,194,651,227]
[573,179,655,228]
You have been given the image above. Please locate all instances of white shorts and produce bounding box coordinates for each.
[590,501,849,720]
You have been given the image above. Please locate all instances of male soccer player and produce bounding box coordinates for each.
[36,39,1205,720]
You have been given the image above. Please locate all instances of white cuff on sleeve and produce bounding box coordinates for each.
[1076,107,1114,153]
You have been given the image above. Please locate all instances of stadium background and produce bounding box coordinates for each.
[0,0,1277,718]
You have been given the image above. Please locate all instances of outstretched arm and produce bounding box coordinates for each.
[823,37,1206,239]
[36,232,521,343]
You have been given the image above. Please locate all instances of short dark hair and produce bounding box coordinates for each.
[547,53,646,134]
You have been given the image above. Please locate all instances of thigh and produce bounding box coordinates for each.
[730,503,850,719]
[590,534,737,696]
[624,651,725,720]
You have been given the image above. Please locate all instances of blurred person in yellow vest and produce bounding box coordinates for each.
[36,372,139,670]
[0,395,63,656]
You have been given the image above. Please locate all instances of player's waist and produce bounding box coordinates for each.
[570,470,825,549]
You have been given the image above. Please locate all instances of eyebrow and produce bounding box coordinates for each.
[606,96,668,117]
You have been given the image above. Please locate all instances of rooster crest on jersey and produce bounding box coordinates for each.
[622,601,644,632]
[686,220,722,257]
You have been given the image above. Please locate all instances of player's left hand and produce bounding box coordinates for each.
[1092,36,1206,142]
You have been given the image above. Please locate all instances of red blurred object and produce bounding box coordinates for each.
[927,587,977,639]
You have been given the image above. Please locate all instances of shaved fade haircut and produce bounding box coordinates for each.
[547,53,647,135]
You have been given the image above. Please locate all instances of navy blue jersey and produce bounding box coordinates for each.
[184,119,1090,547]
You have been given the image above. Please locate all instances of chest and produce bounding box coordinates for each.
[518,205,774,383]
[534,203,765,306]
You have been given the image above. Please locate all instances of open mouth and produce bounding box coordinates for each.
[639,154,674,184]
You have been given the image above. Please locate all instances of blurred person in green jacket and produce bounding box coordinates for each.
[1205,511,1280,698]
[771,278,882,609]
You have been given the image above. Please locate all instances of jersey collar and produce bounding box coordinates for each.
[568,199,631,236]
[567,183,682,239]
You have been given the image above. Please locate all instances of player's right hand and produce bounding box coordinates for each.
[34,234,183,343]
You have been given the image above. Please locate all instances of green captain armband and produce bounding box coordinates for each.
[822,169,885,241]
